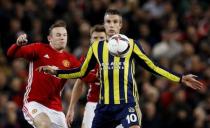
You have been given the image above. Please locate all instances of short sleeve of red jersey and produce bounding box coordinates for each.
[7,43,42,61]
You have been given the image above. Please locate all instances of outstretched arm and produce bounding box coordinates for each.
[133,41,203,90]
[37,46,97,79]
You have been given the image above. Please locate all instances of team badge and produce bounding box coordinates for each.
[128,107,135,113]
[62,60,70,67]
[32,109,37,114]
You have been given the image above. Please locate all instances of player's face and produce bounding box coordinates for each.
[48,27,67,51]
[104,14,122,38]
[90,31,106,43]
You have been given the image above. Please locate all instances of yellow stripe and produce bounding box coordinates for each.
[133,44,180,82]
[124,57,128,103]
[92,41,99,62]
[103,42,109,104]
[113,57,120,104]
[58,46,93,79]
[92,41,102,101]
[123,39,134,103]
[132,61,135,98]
[135,103,142,126]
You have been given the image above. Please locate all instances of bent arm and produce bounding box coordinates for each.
[7,43,39,60]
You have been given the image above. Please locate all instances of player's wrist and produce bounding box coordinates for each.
[180,75,183,83]
[54,70,58,76]
[16,42,21,46]
[68,105,75,111]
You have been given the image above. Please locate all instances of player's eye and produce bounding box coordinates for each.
[114,20,118,24]
[100,37,105,40]
[106,20,110,23]
[56,33,61,37]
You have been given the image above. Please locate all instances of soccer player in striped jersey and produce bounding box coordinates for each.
[7,20,95,128]
[39,9,203,128]
[66,25,123,128]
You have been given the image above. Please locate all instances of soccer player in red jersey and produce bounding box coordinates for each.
[7,20,84,128]
[66,25,106,128]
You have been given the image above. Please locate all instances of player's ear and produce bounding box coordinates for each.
[47,35,52,42]
[119,17,123,29]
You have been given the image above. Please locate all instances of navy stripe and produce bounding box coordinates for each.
[57,66,81,75]
[119,58,125,104]
[83,56,97,77]
[127,60,134,103]
[108,54,114,104]
[98,42,104,104]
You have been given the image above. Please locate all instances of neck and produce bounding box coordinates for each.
[49,43,63,53]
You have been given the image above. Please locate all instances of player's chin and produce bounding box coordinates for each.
[108,31,116,36]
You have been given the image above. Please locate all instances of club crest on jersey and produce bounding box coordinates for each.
[62,60,70,67]
[128,107,135,113]
[32,109,37,114]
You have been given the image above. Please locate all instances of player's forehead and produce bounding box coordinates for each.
[104,14,121,21]
[91,31,106,37]
[51,27,67,34]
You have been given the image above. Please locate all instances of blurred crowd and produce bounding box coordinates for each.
[0,0,210,128]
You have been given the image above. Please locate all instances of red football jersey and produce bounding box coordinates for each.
[7,43,81,111]
[80,56,100,102]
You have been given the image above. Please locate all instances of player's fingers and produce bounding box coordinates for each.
[36,67,42,72]
[190,81,204,90]
[17,36,28,45]
[194,82,204,90]
[22,34,27,38]
[67,118,72,128]
[189,74,198,78]
[189,84,197,90]
[36,66,45,72]
[18,35,26,41]
[191,79,204,88]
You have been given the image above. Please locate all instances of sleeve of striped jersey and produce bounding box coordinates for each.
[56,46,97,79]
[133,41,182,83]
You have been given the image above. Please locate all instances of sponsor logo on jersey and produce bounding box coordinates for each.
[100,62,128,70]
[62,60,70,67]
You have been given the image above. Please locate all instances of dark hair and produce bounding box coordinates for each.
[90,25,105,35]
[49,20,67,34]
[105,8,122,17]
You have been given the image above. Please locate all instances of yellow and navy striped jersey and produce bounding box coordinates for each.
[56,39,182,104]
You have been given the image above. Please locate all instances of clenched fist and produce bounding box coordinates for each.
[16,32,28,46]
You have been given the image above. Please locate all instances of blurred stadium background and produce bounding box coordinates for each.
[0,0,210,128]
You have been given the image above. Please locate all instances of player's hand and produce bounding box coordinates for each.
[16,33,28,46]
[181,74,204,90]
[66,108,74,128]
[36,66,57,75]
